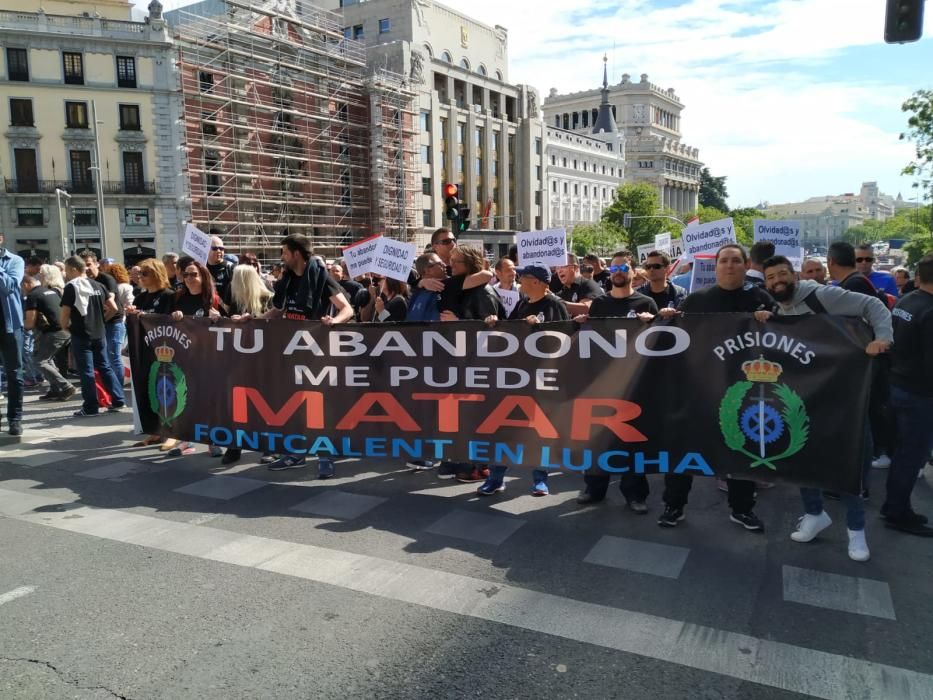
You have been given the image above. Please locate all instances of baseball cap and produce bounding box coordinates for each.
[516,264,550,283]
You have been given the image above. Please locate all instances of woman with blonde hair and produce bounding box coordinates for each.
[228,264,273,319]
[27,264,74,401]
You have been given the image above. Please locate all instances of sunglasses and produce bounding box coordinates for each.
[435,238,456,246]
[609,264,631,273]
[182,271,200,279]
[210,246,225,252]
[644,263,665,270]
[855,257,874,263]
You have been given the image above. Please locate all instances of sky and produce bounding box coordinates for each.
[142,0,933,208]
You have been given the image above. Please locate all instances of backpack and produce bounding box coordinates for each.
[802,289,827,314]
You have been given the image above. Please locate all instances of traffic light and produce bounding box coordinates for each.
[458,206,471,233]
[442,183,471,232]
[622,212,632,228]
[885,0,924,43]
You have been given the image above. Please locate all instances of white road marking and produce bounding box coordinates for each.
[783,565,897,620]
[0,586,36,606]
[0,487,931,700]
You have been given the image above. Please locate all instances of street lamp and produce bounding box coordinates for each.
[623,212,687,228]
[54,188,71,259]
[89,99,108,258]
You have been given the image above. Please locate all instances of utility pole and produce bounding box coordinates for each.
[55,188,71,259]
[90,99,108,258]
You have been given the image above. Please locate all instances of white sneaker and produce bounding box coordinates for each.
[871,454,891,469]
[790,511,832,542]
[847,529,870,562]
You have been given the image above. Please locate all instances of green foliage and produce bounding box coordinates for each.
[569,222,625,257]
[901,89,933,192]
[719,381,753,454]
[602,183,668,250]
[904,234,933,265]
[699,167,729,212]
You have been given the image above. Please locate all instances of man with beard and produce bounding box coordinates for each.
[758,255,891,561]
[638,250,687,311]
[555,253,604,315]
[659,244,776,531]
[575,251,657,512]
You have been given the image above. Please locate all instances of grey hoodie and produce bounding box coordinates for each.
[774,279,893,342]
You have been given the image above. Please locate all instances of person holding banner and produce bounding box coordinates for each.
[638,250,687,312]
[575,251,657,512]
[659,244,776,531]
[758,254,893,560]
[583,254,611,292]
[745,242,774,289]
[259,233,352,478]
[555,254,604,315]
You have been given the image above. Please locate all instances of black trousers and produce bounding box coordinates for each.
[583,473,650,503]
[662,474,756,514]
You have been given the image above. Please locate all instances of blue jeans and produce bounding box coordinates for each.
[883,385,933,518]
[105,321,125,386]
[70,334,125,414]
[22,329,41,381]
[0,327,24,422]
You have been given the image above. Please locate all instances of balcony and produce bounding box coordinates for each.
[3,178,157,195]
[102,181,158,195]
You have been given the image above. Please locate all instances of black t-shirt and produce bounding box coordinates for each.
[272,260,343,321]
[557,277,605,304]
[593,270,612,292]
[589,291,659,318]
[134,288,176,315]
[680,284,776,313]
[639,282,682,310]
[92,271,124,323]
[61,279,108,340]
[173,291,213,318]
[25,286,62,332]
[207,261,234,304]
[890,289,933,397]
[840,271,889,307]
[379,295,409,322]
[509,292,570,322]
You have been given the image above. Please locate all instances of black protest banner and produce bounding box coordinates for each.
[127,314,873,493]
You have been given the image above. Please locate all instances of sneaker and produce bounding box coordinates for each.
[847,529,870,562]
[406,459,436,471]
[108,403,126,412]
[208,445,224,458]
[532,471,549,497]
[221,448,242,465]
[8,420,22,437]
[576,490,605,505]
[880,509,928,524]
[268,455,307,471]
[436,462,463,479]
[260,453,279,464]
[884,514,933,536]
[730,511,765,532]
[180,446,197,456]
[58,385,77,401]
[658,505,685,527]
[790,511,832,542]
[318,459,335,480]
[477,477,505,496]
[39,390,62,401]
[627,500,649,514]
[457,467,490,483]
[871,454,891,469]
[73,408,100,417]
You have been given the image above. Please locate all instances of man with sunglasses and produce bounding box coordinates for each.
[430,227,457,275]
[555,253,604,315]
[583,253,612,292]
[575,251,658,511]
[206,232,235,307]
[855,243,898,297]
[638,250,686,311]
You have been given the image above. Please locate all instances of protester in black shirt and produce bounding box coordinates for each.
[206,234,235,306]
[60,256,126,418]
[83,252,125,389]
[127,259,176,316]
[745,241,774,288]
[638,250,687,311]
[374,278,410,322]
[555,253,604,315]
[258,233,352,477]
[171,260,221,320]
[659,244,776,532]
[583,254,612,292]
[882,254,933,536]
[439,246,504,322]
[26,265,73,401]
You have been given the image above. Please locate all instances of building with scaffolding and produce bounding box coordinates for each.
[170,0,419,261]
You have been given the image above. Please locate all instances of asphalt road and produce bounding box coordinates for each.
[2,390,933,700]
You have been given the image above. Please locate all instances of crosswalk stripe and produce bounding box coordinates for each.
[0,586,36,606]
[1,486,931,699]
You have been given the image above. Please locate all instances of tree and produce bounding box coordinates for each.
[569,222,624,257]
[698,167,729,212]
[900,89,933,235]
[601,183,667,251]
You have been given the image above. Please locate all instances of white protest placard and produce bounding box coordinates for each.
[494,287,520,317]
[516,228,568,269]
[372,237,417,282]
[688,254,717,292]
[670,238,685,260]
[681,217,736,258]
[182,223,211,265]
[753,219,802,268]
[636,243,655,264]
[342,234,382,279]
[655,232,672,254]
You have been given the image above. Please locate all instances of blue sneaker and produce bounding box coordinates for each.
[477,477,505,496]
[532,469,549,497]
[318,459,335,479]
[268,455,306,471]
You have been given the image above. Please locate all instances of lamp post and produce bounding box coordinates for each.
[54,188,71,259]
[89,99,108,258]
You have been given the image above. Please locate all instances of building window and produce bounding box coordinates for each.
[535,191,541,205]
[423,209,432,226]
[199,71,214,93]
[477,64,487,76]
[420,110,430,132]
[343,27,352,39]
[460,58,470,70]
[353,24,364,40]
[73,208,98,227]
[420,144,430,163]
[551,181,557,193]
[475,157,482,175]
[14,148,38,192]
[457,155,464,173]
[535,138,541,155]
[10,98,34,127]
[201,113,217,136]
[17,208,43,227]
[7,48,28,81]
[422,177,431,195]
[124,208,149,226]
[123,152,144,193]
[378,18,390,33]
[574,184,579,195]
[584,185,588,196]
[562,158,567,167]
[563,183,568,194]
[116,56,137,88]
[119,104,141,131]
[63,52,84,85]
[441,51,452,63]
[536,165,542,181]
[70,150,93,192]
[65,101,89,128]
[573,159,577,169]
[495,70,503,81]
[457,123,465,144]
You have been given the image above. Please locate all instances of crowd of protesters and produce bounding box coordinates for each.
[2,227,931,559]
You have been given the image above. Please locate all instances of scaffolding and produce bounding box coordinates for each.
[174,0,420,261]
